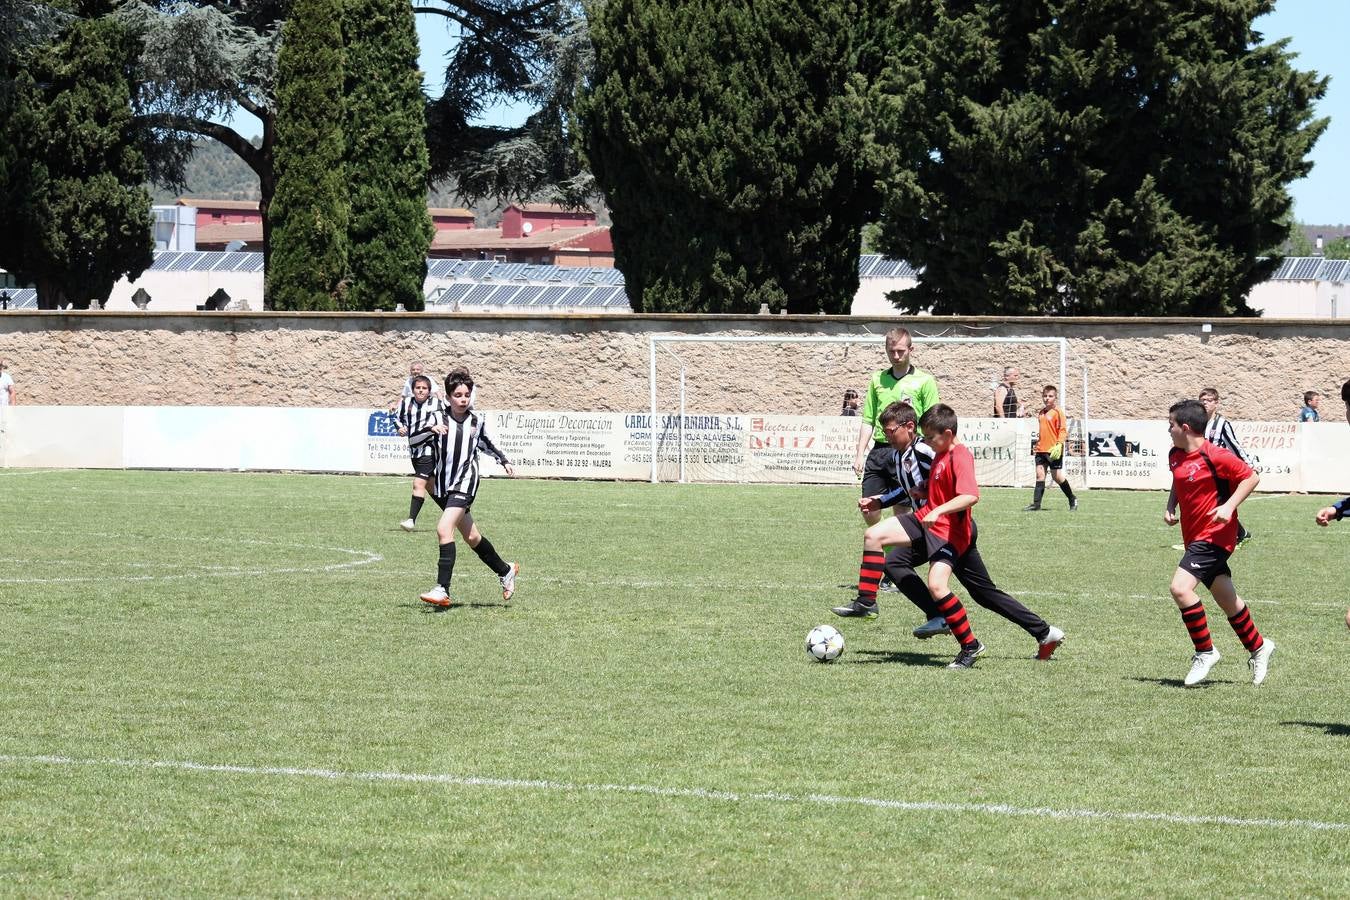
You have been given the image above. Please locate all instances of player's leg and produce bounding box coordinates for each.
[457,510,519,601]
[858,445,897,527]
[420,500,468,606]
[883,544,948,638]
[1209,573,1274,685]
[927,556,983,668]
[401,455,437,531]
[1025,458,1047,510]
[1051,459,1077,510]
[954,541,1063,659]
[834,515,916,618]
[1170,546,1220,685]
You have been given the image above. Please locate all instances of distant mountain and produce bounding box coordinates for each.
[149,140,262,203]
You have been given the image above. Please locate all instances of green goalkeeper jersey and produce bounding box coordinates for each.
[861,365,940,442]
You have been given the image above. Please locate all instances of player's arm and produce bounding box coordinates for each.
[921,493,977,524]
[1220,419,1248,463]
[1315,497,1350,526]
[994,385,1008,417]
[864,483,910,513]
[853,416,874,476]
[1164,486,1179,525]
[1211,469,1259,523]
[477,425,515,475]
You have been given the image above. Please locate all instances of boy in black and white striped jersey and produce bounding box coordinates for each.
[395,375,447,531]
[1199,387,1252,545]
[419,368,519,608]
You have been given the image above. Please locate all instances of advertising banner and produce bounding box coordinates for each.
[3,406,1348,494]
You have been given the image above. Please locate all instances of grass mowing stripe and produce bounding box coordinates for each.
[3,753,1346,833]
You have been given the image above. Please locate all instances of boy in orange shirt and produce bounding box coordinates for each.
[1024,385,1078,511]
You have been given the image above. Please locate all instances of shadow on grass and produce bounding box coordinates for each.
[395,601,512,613]
[1126,676,1232,689]
[1280,721,1350,737]
[849,648,944,667]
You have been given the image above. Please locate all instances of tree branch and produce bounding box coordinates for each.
[137,113,263,175]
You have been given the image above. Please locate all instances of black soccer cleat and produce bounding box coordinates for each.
[832,597,879,619]
[1022,504,1041,511]
[947,640,986,669]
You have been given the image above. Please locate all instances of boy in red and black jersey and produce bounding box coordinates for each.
[839,403,1064,668]
[1164,399,1273,686]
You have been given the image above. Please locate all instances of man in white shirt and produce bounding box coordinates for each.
[0,358,15,406]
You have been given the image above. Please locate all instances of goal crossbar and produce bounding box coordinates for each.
[648,334,1086,484]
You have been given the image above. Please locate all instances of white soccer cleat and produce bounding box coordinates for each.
[419,585,451,608]
[1183,649,1221,686]
[399,518,416,532]
[500,562,519,602]
[1248,639,1275,686]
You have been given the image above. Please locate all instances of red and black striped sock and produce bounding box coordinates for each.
[936,592,976,647]
[1227,606,1265,653]
[1180,601,1213,652]
[857,550,885,603]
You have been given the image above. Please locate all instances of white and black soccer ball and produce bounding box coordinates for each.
[805,624,845,662]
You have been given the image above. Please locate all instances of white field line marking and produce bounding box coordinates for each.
[0,753,1344,834]
[0,534,382,585]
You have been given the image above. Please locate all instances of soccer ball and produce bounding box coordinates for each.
[805,624,845,662]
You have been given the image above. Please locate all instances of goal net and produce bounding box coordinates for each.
[647,333,1091,488]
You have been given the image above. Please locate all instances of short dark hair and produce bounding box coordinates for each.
[879,401,917,428]
[1169,398,1208,434]
[919,402,958,436]
[1304,390,1320,405]
[410,374,431,391]
[1198,387,1219,401]
[445,367,474,395]
[1042,384,1057,395]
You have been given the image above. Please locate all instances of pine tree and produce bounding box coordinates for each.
[872,0,1327,316]
[266,0,349,311]
[580,0,888,313]
[342,0,433,311]
[0,15,153,309]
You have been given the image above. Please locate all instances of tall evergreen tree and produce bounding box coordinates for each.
[342,0,433,311]
[872,0,1327,316]
[581,0,890,313]
[266,0,348,310]
[0,14,153,309]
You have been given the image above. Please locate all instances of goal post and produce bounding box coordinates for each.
[648,333,1091,486]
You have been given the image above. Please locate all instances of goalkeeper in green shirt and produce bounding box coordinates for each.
[853,327,941,526]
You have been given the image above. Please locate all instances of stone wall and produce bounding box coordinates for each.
[1,311,1347,421]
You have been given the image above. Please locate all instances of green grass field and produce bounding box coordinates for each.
[1,469,1347,897]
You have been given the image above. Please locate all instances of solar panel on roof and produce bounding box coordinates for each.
[1291,258,1321,280]
[560,286,593,305]
[427,259,456,278]
[510,286,544,305]
[463,284,496,305]
[190,252,227,271]
[490,286,521,305]
[152,251,183,271]
[604,291,631,309]
[1320,260,1348,282]
[533,286,568,305]
[222,253,256,272]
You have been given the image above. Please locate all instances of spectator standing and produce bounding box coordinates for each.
[1299,391,1321,422]
[0,358,15,407]
[993,366,1023,417]
[840,389,861,416]
[400,361,444,402]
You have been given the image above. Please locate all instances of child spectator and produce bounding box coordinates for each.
[1299,391,1321,422]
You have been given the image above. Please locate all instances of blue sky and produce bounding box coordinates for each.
[411,1,1346,224]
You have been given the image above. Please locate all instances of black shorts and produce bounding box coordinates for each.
[1034,451,1064,471]
[1178,541,1232,588]
[433,491,474,510]
[411,455,436,479]
[897,513,958,567]
[861,443,902,499]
